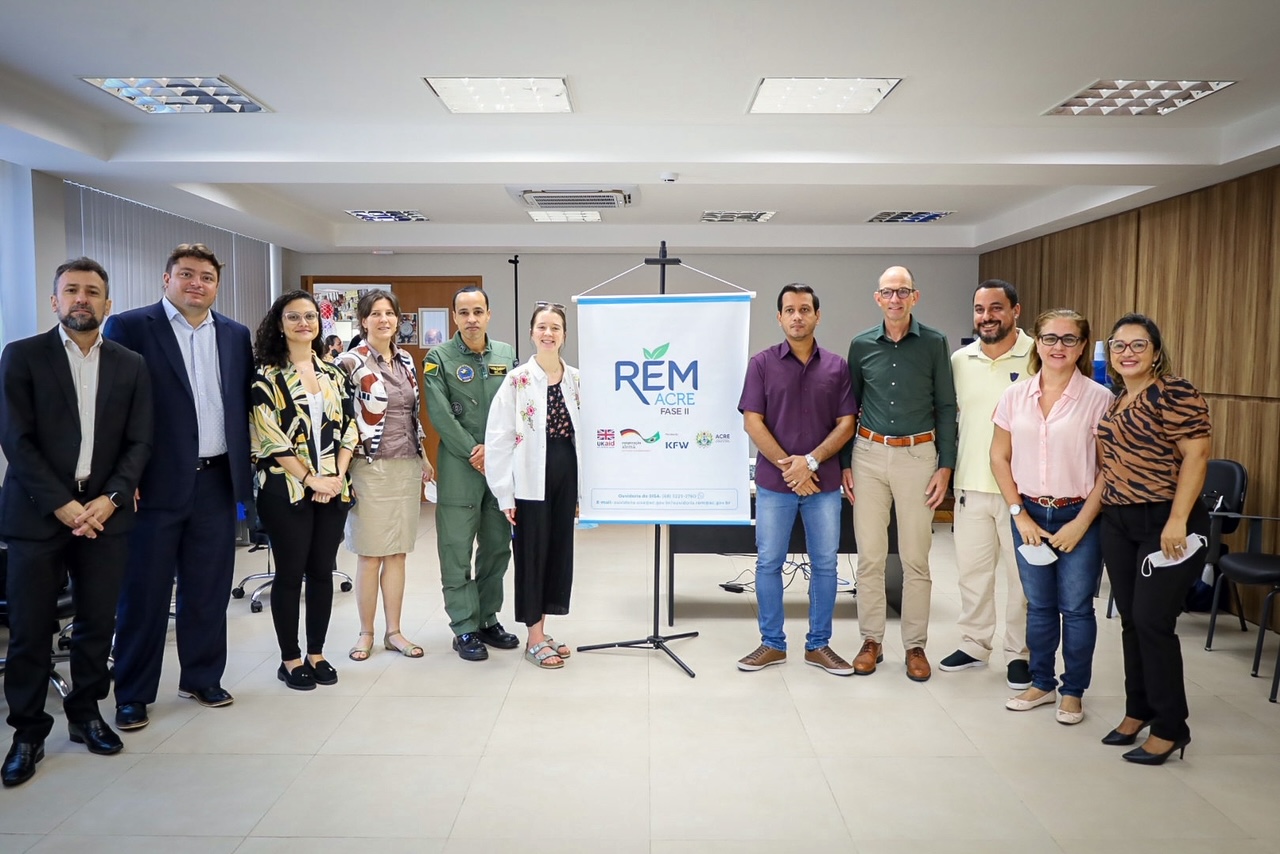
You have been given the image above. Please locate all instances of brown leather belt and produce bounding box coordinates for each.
[1023,494,1085,509]
[857,425,936,447]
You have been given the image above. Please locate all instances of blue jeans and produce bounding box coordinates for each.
[1010,500,1103,697]
[754,486,841,651]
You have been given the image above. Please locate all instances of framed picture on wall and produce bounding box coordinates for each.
[315,285,391,337]
[419,308,448,348]
[396,312,418,345]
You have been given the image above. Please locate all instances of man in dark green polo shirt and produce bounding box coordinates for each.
[840,266,957,682]
[423,286,519,661]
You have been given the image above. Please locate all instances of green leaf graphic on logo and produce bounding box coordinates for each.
[642,343,670,360]
[644,432,661,443]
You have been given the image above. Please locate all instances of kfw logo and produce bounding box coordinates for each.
[665,441,689,449]
[615,342,698,406]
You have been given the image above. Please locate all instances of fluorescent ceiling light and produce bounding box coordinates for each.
[528,211,600,222]
[1048,79,1235,116]
[749,77,899,114]
[81,76,266,114]
[425,77,572,113]
[700,211,777,223]
[868,211,954,223]
[345,210,429,222]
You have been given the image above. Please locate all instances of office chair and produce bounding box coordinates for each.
[231,502,353,613]
[1206,507,1280,702]
[0,542,77,699]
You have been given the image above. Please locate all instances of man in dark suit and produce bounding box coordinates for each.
[104,243,254,730]
[1,257,152,787]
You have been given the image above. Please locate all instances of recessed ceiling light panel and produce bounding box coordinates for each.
[868,211,954,223]
[345,210,429,222]
[81,76,267,113]
[425,77,572,113]
[700,211,777,223]
[1047,79,1235,116]
[528,211,601,222]
[749,77,900,114]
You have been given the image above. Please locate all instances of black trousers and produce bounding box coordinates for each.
[4,531,128,743]
[513,438,577,627]
[114,463,236,703]
[1100,500,1210,742]
[256,490,350,660]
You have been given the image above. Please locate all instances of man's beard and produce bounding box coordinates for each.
[975,322,1011,345]
[61,311,101,332]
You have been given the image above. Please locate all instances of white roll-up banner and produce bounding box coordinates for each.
[577,293,753,524]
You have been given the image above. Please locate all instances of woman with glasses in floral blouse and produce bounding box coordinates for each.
[251,290,358,691]
[485,303,582,669]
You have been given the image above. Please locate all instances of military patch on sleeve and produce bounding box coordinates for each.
[489,364,507,376]
[423,362,438,375]
[451,401,464,416]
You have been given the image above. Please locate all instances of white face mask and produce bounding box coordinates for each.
[1017,542,1059,566]
[1142,533,1208,576]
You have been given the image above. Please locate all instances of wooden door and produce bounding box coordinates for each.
[302,274,482,471]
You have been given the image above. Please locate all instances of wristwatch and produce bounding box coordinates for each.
[805,454,819,472]
[1009,504,1023,517]
[106,492,122,508]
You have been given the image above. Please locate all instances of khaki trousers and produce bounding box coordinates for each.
[952,489,1028,661]
[852,436,936,648]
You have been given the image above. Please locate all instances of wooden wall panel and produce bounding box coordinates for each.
[1040,211,1138,335]
[1135,168,1278,397]
[978,238,1044,321]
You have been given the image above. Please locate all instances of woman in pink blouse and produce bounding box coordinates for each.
[991,309,1114,724]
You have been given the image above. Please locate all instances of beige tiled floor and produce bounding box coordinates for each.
[2,509,1280,852]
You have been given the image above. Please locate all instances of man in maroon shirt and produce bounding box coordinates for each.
[736,284,857,675]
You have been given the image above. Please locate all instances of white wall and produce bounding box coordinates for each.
[283,251,981,365]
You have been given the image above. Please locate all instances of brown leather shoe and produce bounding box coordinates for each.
[852,638,883,675]
[737,644,786,671]
[905,647,931,682]
[804,645,854,676]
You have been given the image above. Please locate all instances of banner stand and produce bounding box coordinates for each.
[575,242,705,676]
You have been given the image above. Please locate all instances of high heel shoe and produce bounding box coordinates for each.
[1122,735,1190,765]
[1101,720,1151,746]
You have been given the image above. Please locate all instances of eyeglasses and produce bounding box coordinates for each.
[535,301,566,311]
[284,312,319,324]
[876,287,916,300]
[1037,333,1083,347]
[1107,338,1151,354]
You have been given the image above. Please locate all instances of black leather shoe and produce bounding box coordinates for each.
[115,702,149,731]
[306,659,338,686]
[1123,735,1190,765]
[1101,720,1151,746]
[277,663,317,691]
[477,623,520,650]
[178,685,235,707]
[2,741,44,787]
[452,632,490,661]
[68,719,124,755]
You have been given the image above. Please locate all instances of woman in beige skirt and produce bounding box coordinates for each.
[335,290,434,660]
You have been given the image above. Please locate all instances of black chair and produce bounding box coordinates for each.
[231,501,353,613]
[1106,459,1248,622]
[1202,459,1250,647]
[0,541,77,699]
[1207,510,1280,702]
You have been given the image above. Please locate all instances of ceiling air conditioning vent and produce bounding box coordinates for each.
[507,185,637,210]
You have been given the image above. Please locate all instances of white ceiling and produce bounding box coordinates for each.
[3,0,1279,255]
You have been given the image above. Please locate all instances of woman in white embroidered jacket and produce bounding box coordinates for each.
[334,290,435,661]
[485,302,582,669]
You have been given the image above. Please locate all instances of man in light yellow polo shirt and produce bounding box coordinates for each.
[941,280,1035,690]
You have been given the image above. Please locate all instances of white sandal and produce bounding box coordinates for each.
[524,640,564,669]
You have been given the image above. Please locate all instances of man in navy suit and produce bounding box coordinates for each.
[1,257,152,786]
[104,243,254,730]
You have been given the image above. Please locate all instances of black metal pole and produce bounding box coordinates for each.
[577,241,699,676]
[508,254,520,360]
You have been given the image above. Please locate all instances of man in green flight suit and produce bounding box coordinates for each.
[422,286,520,661]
